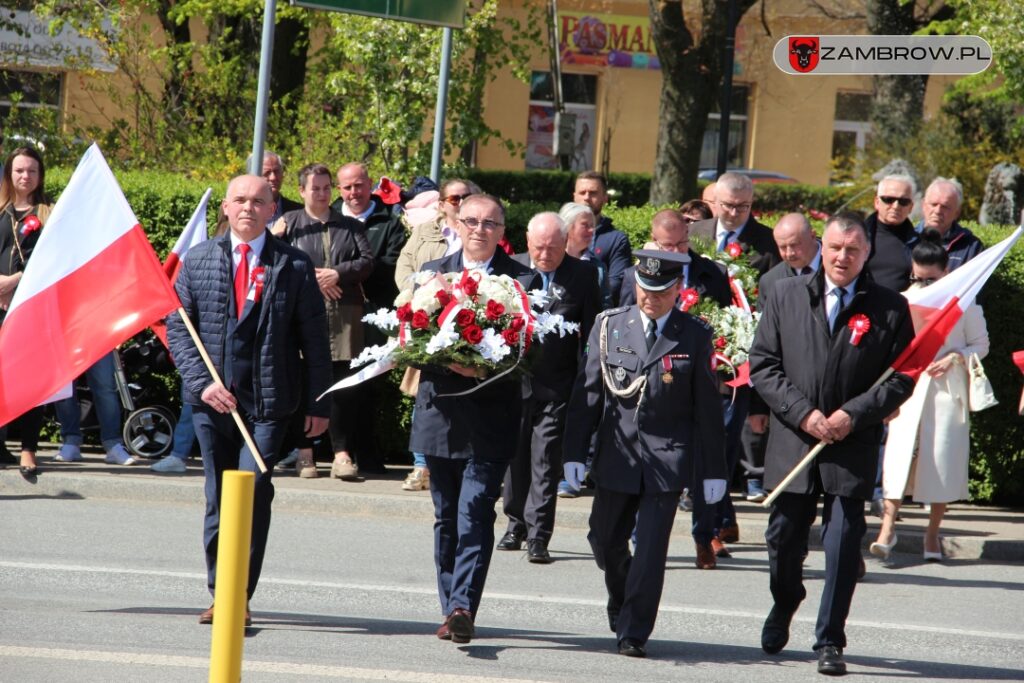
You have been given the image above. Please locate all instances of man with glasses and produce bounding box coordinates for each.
[689,172,779,276]
[573,171,632,305]
[919,177,982,271]
[411,194,541,645]
[865,174,918,292]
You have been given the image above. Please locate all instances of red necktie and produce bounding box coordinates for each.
[234,243,250,319]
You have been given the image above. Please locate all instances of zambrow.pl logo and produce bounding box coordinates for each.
[774,35,992,75]
[789,37,820,73]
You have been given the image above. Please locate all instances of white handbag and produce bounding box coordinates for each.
[967,353,998,412]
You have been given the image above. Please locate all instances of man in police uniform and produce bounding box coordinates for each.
[563,250,728,658]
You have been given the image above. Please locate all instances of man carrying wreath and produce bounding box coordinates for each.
[749,213,914,676]
[409,193,541,644]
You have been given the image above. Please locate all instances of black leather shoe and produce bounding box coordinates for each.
[447,608,474,644]
[817,645,846,675]
[761,605,795,654]
[527,539,552,564]
[496,531,525,551]
[618,638,646,658]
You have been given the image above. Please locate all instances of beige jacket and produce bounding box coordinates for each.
[394,217,450,291]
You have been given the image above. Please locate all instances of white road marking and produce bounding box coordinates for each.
[1,560,1021,642]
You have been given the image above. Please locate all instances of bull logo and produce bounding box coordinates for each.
[789,37,819,73]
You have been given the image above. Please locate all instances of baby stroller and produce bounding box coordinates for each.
[70,332,177,459]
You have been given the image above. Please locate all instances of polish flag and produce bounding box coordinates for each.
[151,188,211,349]
[891,226,1021,381]
[0,144,180,426]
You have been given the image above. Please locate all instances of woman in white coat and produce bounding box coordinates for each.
[870,230,989,562]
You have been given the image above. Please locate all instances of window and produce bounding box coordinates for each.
[700,85,750,169]
[526,71,598,171]
[0,69,63,121]
[831,92,872,182]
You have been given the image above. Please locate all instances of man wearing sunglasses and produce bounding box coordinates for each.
[865,174,919,293]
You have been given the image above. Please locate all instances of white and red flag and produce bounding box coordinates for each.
[0,144,180,425]
[151,188,211,348]
[891,226,1022,381]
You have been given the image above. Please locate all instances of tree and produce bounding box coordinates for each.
[647,0,758,205]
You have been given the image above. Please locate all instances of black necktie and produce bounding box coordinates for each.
[801,266,813,275]
[645,319,658,350]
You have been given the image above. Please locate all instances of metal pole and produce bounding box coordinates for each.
[715,0,737,177]
[430,27,454,184]
[250,0,277,175]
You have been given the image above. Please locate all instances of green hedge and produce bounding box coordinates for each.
[39,170,1024,502]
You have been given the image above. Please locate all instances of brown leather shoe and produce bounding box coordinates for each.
[447,608,474,643]
[197,602,252,627]
[436,618,452,640]
[710,536,731,558]
[695,542,717,569]
[718,524,740,544]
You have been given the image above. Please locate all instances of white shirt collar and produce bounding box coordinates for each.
[638,309,672,336]
[342,199,376,223]
[824,272,858,298]
[715,218,747,243]
[230,230,266,261]
[463,254,494,272]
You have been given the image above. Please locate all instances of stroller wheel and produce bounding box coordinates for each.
[123,407,176,459]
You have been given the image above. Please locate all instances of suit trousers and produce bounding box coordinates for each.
[588,487,680,644]
[766,491,866,650]
[426,455,508,617]
[692,390,749,542]
[193,406,288,599]
[502,398,567,542]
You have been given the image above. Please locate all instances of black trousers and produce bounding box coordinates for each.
[588,487,680,645]
[765,491,866,650]
[502,397,567,542]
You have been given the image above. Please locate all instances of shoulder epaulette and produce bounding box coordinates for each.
[597,305,630,319]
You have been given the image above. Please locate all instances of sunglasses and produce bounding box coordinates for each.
[879,195,912,207]
[909,276,938,286]
[443,194,469,206]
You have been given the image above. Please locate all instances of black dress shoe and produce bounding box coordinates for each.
[446,608,474,644]
[761,605,795,654]
[496,530,525,551]
[618,638,646,658]
[817,645,846,675]
[19,466,38,478]
[527,539,552,564]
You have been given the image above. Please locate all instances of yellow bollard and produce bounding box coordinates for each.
[209,470,255,683]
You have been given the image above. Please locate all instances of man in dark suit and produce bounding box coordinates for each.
[745,213,821,502]
[749,213,915,676]
[166,175,331,626]
[497,212,601,562]
[410,194,541,645]
[618,209,731,308]
[564,250,728,658]
[573,171,632,305]
[688,172,780,276]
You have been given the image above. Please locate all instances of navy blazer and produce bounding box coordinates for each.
[689,216,780,276]
[408,249,541,461]
[593,216,633,306]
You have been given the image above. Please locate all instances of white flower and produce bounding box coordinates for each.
[350,340,398,369]
[362,307,399,331]
[476,328,512,363]
[413,269,439,286]
[477,275,518,310]
[533,312,580,339]
[528,288,550,309]
[411,278,446,314]
[425,325,460,354]
[394,289,413,307]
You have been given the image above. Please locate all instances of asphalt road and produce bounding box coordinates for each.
[1,492,1022,682]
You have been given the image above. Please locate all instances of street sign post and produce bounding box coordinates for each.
[290,0,466,28]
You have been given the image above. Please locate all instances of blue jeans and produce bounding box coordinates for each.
[54,352,124,451]
[171,399,195,460]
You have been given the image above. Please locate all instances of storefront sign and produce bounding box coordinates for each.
[558,11,660,70]
[0,9,114,72]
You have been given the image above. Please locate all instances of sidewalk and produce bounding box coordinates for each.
[3,444,1023,561]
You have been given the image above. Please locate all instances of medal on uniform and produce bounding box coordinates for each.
[661,356,673,384]
[614,366,627,383]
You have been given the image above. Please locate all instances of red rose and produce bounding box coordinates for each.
[436,289,451,307]
[485,300,505,320]
[396,303,414,323]
[462,278,479,297]
[461,324,484,344]
[714,336,727,349]
[412,310,431,329]
[726,242,743,259]
[455,309,476,328]
[502,328,520,346]
[509,315,526,332]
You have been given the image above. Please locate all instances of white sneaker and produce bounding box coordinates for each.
[401,467,429,491]
[151,455,187,473]
[54,444,83,462]
[104,444,137,466]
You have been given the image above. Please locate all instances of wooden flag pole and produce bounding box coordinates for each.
[176,308,268,474]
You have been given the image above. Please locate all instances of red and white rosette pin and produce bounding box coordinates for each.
[679,287,700,312]
[848,313,870,346]
[19,214,41,237]
[250,266,266,303]
[726,242,743,259]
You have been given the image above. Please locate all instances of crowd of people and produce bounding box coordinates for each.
[0,146,994,675]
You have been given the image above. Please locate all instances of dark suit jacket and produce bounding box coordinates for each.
[618,250,731,308]
[749,270,915,499]
[689,216,780,276]
[563,306,727,495]
[513,254,601,402]
[593,216,632,306]
[408,249,541,461]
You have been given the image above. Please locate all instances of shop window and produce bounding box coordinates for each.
[0,69,63,121]
[526,71,598,171]
[700,85,750,169]
[831,92,872,182]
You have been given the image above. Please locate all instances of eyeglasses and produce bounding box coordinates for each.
[879,195,912,207]
[458,217,503,231]
[681,215,700,224]
[719,201,751,212]
[443,194,469,206]
[909,276,938,286]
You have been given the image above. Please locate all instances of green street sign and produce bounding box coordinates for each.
[291,0,466,28]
